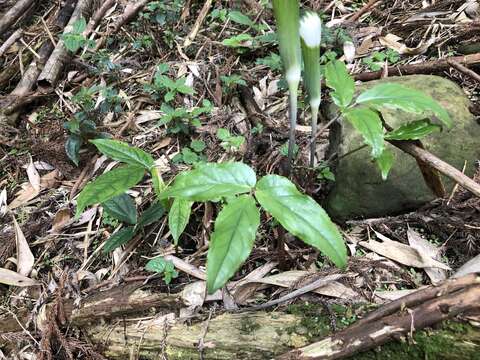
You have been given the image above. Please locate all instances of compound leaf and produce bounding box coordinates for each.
[325,60,355,109]
[385,119,442,140]
[356,83,452,128]
[169,198,193,245]
[255,175,347,268]
[344,107,384,158]
[159,162,256,201]
[103,193,137,224]
[76,165,144,216]
[90,139,154,169]
[207,195,260,294]
[103,226,136,253]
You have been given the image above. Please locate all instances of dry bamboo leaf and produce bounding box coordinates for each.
[26,157,40,191]
[0,268,39,287]
[51,208,71,232]
[12,215,34,276]
[379,33,435,55]
[9,169,60,209]
[453,253,480,278]
[375,289,418,302]
[407,228,447,284]
[359,230,451,270]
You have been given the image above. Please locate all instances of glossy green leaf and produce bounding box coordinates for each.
[65,134,82,166]
[255,175,347,268]
[159,162,256,201]
[103,226,136,253]
[90,139,154,169]
[325,60,355,108]
[76,165,144,216]
[103,193,137,224]
[385,119,442,140]
[375,148,395,180]
[356,83,452,128]
[168,198,193,245]
[228,10,255,27]
[344,107,384,158]
[207,195,260,294]
[138,201,165,228]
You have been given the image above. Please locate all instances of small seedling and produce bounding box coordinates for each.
[216,128,245,152]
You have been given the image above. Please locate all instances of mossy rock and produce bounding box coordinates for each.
[325,75,480,220]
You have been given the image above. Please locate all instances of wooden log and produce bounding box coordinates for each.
[0,0,36,37]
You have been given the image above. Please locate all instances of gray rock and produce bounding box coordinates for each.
[325,75,480,220]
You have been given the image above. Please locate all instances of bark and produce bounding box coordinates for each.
[278,275,480,360]
[0,0,36,37]
[37,0,94,89]
[354,53,480,82]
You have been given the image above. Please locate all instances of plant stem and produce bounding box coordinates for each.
[287,84,298,174]
[309,105,319,167]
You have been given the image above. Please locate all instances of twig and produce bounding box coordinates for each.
[354,53,480,82]
[183,0,213,48]
[389,139,480,198]
[447,59,480,83]
[0,29,22,57]
[347,0,381,23]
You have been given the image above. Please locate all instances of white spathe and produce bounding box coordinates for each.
[299,12,322,48]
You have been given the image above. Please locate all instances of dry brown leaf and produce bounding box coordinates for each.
[453,253,480,278]
[360,231,451,270]
[12,215,34,277]
[407,228,447,284]
[9,169,60,209]
[181,281,206,307]
[379,33,435,55]
[26,157,40,192]
[51,208,71,233]
[375,289,418,302]
[0,268,38,287]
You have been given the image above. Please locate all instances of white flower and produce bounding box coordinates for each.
[299,12,322,48]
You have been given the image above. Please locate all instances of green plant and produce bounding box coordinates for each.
[256,52,282,72]
[216,128,245,152]
[362,49,400,71]
[172,140,206,165]
[141,0,183,25]
[145,257,179,284]
[61,17,94,53]
[158,100,212,134]
[220,74,247,90]
[324,59,452,179]
[75,139,347,294]
[145,63,195,102]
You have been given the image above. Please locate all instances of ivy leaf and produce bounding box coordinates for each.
[138,201,165,228]
[103,193,137,224]
[375,148,395,180]
[356,83,453,128]
[344,107,384,158]
[76,165,144,217]
[255,175,347,268]
[90,139,154,169]
[65,134,82,166]
[159,162,256,201]
[385,119,442,140]
[168,198,193,245]
[207,195,260,294]
[103,226,136,253]
[324,60,355,109]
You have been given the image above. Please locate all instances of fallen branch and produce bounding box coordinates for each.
[447,59,480,83]
[0,0,36,37]
[0,29,22,57]
[389,139,480,198]
[354,53,480,82]
[278,274,480,359]
[182,0,213,48]
[37,0,94,89]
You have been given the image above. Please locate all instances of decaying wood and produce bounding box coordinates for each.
[354,53,480,82]
[0,0,36,37]
[448,59,480,83]
[278,274,480,359]
[94,0,151,51]
[37,0,94,89]
[183,0,213,48]
[84,0,115,36]
[0,283,181,335]
[0,29,22,57]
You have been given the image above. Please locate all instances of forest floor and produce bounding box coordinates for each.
[0,0,479,359]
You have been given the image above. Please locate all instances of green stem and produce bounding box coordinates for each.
[287,85,298,174]
[309,105,319,168]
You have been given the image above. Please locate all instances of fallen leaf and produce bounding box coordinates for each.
[375,289,418,302]
[379,33,435,55]
[51,208,71,232]
[407,228,447,284]
[359,230,451,270]
[0,268,38,287]
[181,281,206,307]
[26,157,40,191]
[9,169,60,209]
[453,253,480,278]
[12,215,34,276]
